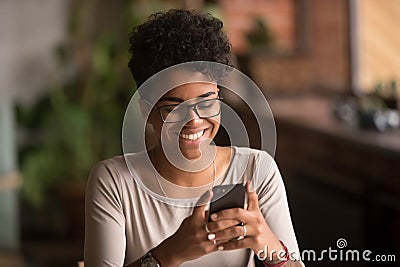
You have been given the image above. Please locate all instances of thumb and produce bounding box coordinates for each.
[192,190,213,219]
[246,181,259,211]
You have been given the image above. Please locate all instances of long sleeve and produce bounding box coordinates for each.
[84,161,127,267]
[254,151,301,260]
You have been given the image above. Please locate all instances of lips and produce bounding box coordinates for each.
[179,130,205,141]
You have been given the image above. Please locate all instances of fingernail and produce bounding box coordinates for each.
[207,234,215,240]
[210,214,217,220]
[247,181,255,192]
[218,246,224,251]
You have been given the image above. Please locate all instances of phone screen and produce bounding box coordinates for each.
[208,184,246,221]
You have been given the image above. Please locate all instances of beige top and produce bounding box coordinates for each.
[84,147,300,267]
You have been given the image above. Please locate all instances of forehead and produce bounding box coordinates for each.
[162,82,218,100]
[139,68,218,102]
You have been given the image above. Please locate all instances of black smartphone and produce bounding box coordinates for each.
[208,184,247,221]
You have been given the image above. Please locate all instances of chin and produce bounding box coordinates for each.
[179,146,202,160]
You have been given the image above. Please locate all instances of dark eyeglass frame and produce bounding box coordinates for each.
[143,97,223,123]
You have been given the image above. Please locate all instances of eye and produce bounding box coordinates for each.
[197,100,215,109]
[164,107,175,113]
[161,105,184,113]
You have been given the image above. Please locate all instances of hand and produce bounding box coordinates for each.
[152,190,219,267]
[207,182,283,258]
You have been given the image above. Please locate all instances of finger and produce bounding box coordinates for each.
[193,190,213,220]
[212,225,248,241]
[200,239,220,254]
[207,219,242,232]
[210,207,247,222]
[246,180,255,193]
[216,238,247,251]
[210,238,237,247]
[246,181,259,211]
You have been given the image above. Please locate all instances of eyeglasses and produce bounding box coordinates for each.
[145,97,223,123]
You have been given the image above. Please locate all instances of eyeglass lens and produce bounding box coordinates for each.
[160,98,221,122]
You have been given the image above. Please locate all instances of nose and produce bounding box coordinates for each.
[184,107,201,123]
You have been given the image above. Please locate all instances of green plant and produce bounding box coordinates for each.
[18,34,132,208]
[17,0,175,209]
[246,17,274,52]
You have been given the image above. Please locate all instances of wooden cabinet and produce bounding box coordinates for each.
[270,96,400,267]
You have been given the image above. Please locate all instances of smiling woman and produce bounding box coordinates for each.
[84,9,303,267]
[146,82,221,161]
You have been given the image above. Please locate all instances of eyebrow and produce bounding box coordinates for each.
[159,91,216,102]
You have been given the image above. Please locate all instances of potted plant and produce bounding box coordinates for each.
[18,32,133,239]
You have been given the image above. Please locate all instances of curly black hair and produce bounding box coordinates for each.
[128,9,232,88]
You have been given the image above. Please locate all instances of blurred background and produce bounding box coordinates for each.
[0,0,399,266]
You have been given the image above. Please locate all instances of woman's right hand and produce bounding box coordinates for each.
[150,190,223,266]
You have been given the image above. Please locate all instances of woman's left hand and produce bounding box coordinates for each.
[207,182,283,256]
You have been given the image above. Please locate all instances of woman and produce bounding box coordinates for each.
[85,9,303,267]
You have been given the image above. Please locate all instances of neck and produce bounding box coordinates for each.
[150,145,216,187]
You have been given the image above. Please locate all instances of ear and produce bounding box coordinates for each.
[139,98,154,124]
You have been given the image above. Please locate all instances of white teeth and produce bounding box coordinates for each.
[180,130,204,141]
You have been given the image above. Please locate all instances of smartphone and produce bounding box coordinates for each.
[208,184,247,221]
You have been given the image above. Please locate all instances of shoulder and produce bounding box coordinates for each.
[93,155,127,171]
[86,155,131,200]
[231,146,280,187]
[220,146,277,186]
[232,146,275,167]
[231,146,270,156]
[89,156,128,183]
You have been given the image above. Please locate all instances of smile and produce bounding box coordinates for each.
[179,130,205,141]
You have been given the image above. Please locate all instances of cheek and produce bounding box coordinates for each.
[146,114,165,138]
[159,124,177,139]
[209,117,221,133]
